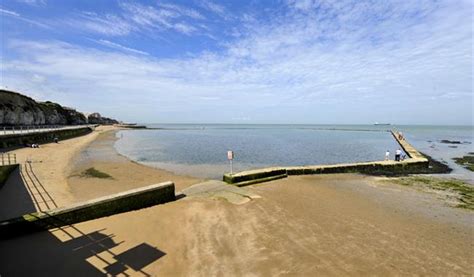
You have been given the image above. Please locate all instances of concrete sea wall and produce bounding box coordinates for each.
[0,164,18,188]
[0,181,175,238]
[224,130,429,186]
[0,126,93,149]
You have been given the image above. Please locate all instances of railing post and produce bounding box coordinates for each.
[8,153,11,165]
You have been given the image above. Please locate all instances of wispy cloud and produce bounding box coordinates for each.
[0,7,20,16]
[199,0,229,19]
[15,0,46,6]
[93,39,149,55]
[1,0,472,124]
[66,1,207,37]
[70,12,133,36]
[0,6,50,28]
[157,2,205,20]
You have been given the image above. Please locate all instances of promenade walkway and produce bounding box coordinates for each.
[0,125,96,137]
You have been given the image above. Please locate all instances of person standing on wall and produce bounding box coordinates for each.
[395,149,402,161]
[385,150,390,161]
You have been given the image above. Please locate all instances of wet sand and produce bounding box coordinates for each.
[0,127,472,276]
[67,129,201,202]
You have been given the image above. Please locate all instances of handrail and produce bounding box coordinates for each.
[0,153,17,166]
[0,124,96,136]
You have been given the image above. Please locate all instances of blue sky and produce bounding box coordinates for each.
[0,0,472,124]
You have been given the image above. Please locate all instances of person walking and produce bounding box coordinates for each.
[385,150,390,161]
[395,149,402,161]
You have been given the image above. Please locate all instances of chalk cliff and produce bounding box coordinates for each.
[87,113,119,125]
[0,89,117,126]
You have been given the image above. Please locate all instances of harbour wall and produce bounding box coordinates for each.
[224,130,429,186]
[0,126,93,149]
[0,181,175,238]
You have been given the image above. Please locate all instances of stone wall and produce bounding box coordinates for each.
[0,181,175,238]
[0,164,18,189]
[0,127,93,149]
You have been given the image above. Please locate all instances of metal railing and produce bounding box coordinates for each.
[1,153,17,165]
[0,125,96,136]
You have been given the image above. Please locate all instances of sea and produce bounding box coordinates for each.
[114,124,473,181]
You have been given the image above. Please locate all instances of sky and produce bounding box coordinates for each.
[0,0,472,125]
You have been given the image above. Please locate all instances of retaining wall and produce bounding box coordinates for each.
[0,126,93,149]
[0,164,18,188]
[0,181,175,238]
[224,130,429,186]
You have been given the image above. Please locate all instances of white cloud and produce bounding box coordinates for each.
[93,39,149,55]
[65,1,207,36]
[0,7,20,16]
[15,0,46,6]
[1,0,472,124]
[199,0,229,19]
[70,12,133,36]
[0,6,50,28]
[157,2,205,20]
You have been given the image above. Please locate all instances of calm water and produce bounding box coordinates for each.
[112,124,472,180]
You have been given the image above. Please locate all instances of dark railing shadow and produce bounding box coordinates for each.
[24,161,58,211]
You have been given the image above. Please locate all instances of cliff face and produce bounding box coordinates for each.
[0,90,46,125]
[87,113,119,125]
[0,90,115,126]
[37,101,68,125]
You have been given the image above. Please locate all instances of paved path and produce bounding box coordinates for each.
[0,125,95,137]
[180,180,261,205]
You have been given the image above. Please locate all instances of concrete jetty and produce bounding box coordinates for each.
[224,130,429,186]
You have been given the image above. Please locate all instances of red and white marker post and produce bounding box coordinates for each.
[227,150,234,174]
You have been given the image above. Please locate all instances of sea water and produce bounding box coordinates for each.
[114,124,473,180]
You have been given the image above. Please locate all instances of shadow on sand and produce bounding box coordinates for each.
[0,221,165,276]
[0,163,165,276]
[0,166,37,220]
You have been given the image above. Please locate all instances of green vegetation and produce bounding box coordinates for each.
[80,167,113,179]
[390,176,474,210]
[453,154,474,172]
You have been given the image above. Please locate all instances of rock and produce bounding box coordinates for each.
[440,140,462,144]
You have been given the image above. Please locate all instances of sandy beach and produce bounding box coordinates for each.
[0,126,201,219]
[0,127,473,276]
[67,128,201,203]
